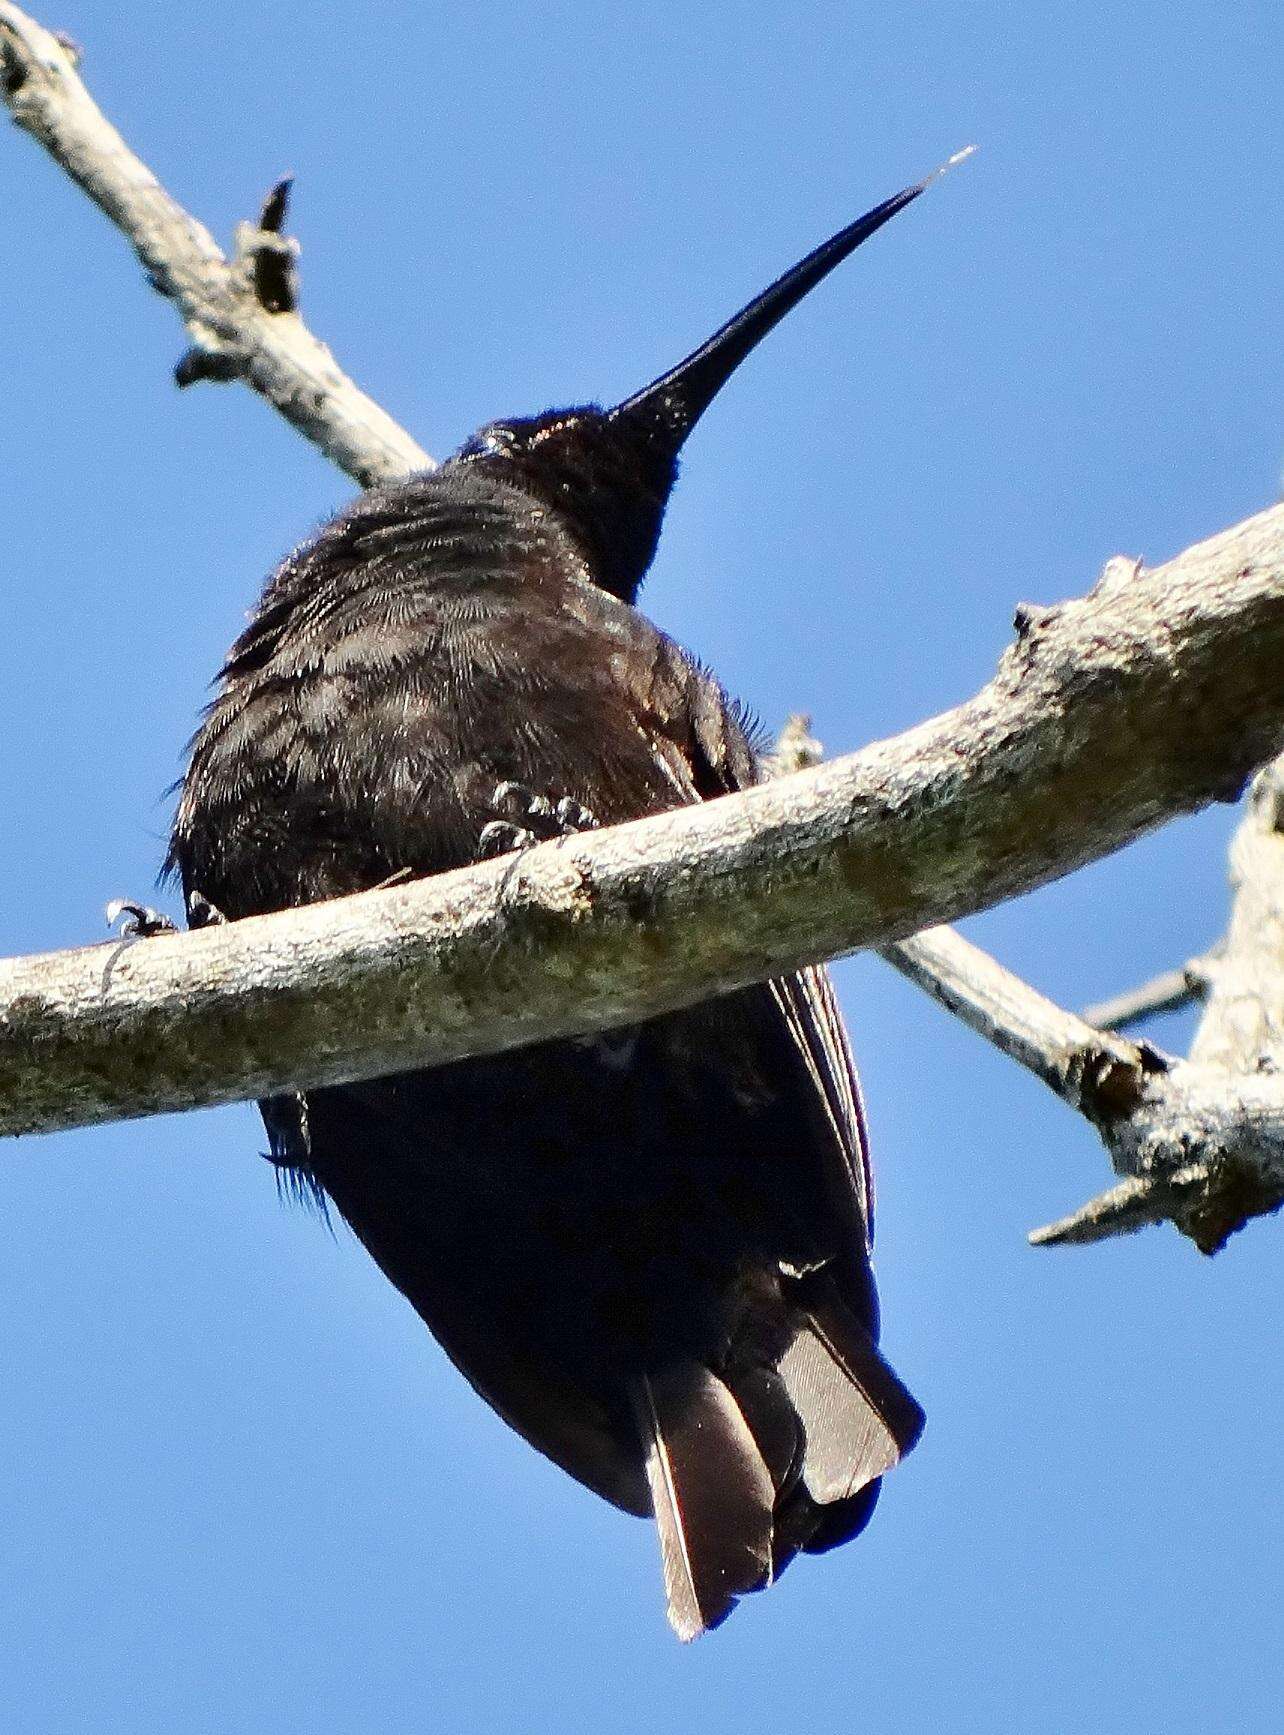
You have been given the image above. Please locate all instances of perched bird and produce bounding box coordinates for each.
[168,174,930,1639]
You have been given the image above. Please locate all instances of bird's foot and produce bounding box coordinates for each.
[478,782,599,859]
[105,899,177,938]
[187,889,228,929]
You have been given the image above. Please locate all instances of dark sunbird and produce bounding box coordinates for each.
[169,171,941,1639]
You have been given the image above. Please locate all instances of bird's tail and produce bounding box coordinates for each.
[634,1286,923,1640]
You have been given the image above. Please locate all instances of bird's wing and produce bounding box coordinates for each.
[666,661,875,1256]
[766,965,875,1255]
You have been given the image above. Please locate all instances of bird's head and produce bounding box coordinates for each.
[451,166,959,603]
[452,404,680,603]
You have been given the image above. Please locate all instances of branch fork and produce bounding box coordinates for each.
[885,924,1284,1252]
[0,4,429,484]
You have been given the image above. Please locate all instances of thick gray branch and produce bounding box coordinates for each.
[1189,760,1284,1075]
[0,3,431,486]
[1,505,1283,1140]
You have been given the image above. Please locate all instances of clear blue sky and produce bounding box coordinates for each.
[2,2,1280,1730]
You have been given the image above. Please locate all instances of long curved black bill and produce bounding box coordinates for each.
[612,156,970,447]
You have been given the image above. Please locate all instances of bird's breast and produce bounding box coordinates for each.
[173,557,710,915]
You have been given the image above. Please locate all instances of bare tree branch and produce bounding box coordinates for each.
[767,697,1284,1247]
[1188,759,1284,1076]
[884,924,1284,1252]
[1080,958,1215,1032]
[883,757,1284,1252]
[1,505,1282,1141]
[0,2,431,486]
[883,928,1156,1115]
[777,692,1284,1248]
[1046,759,1284,1247]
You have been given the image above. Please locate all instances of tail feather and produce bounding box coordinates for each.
[634,1364,775,1641]
[635,1292,922,1638]
[800,1478,883,1556]
[727,1365,804,1495]
[780,1290,924,1503]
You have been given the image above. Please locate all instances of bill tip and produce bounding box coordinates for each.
[920,144,978,191]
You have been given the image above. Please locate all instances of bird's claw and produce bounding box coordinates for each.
[479,819,537,858]
[105,899,177,938]
[187,890,228,929]
[480,783,599,857]
[552,795,599,833]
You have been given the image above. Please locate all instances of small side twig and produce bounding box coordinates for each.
[1026,1166,1216,1247]
[240,176,300,317]
[763,713,825,779]
[1081,955,1217,1032]
[881,927,1163,1120]
[0,4,430,486]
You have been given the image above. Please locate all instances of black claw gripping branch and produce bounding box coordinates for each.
[168,170,935,1639]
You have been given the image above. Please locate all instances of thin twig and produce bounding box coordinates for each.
[1081,964,1212,1032]
[1027,1167,1217,1247]
[0,3,431,486]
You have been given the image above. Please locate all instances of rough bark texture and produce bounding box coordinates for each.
[1,509,1282,1141]
[0,4,431,486]
[1189,761,1284,1076]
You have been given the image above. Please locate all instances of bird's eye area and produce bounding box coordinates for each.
[455,410,598,465]
[455,424,516,461]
